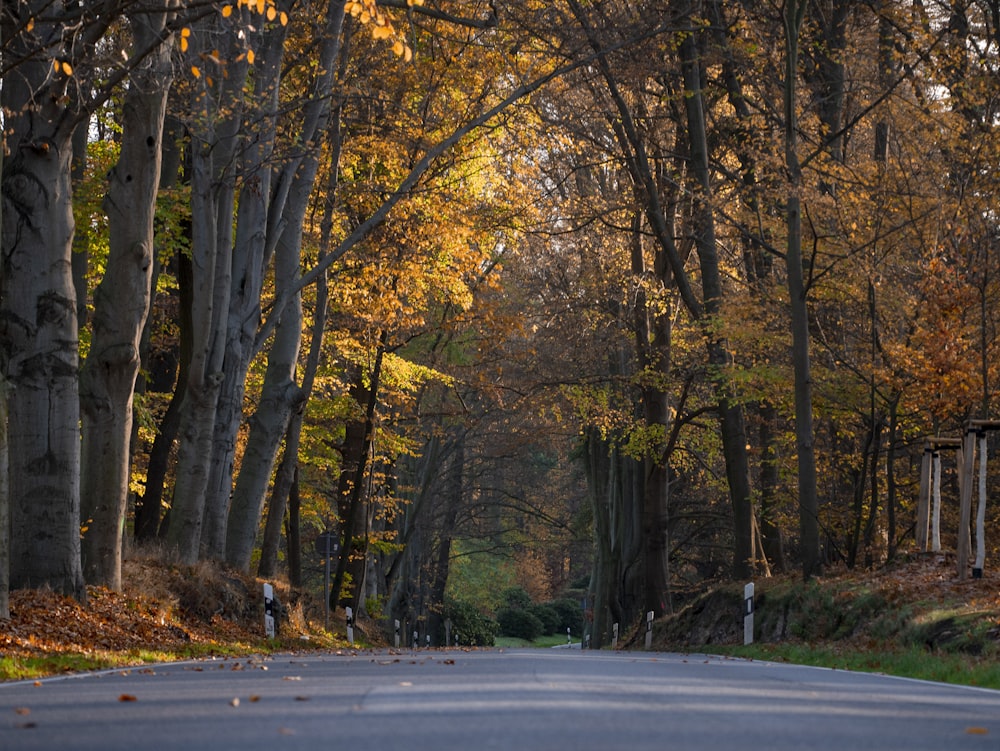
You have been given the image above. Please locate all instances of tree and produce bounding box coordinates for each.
[1,0,99,598]
[782,0,822,579]
[80,6,174,590]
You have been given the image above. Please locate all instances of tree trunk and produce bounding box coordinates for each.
[331,339,386,614]
[678,28,754,578]
[784,0,821,579]
[629,215,672,618]
[225,2,347,569]
[80,13,171,588]
[286,467,302,588]
[1,28,85,597]
[0,373,8,618]
[258,152,335,577]
[165,18,246,562]
[201,20,289,560]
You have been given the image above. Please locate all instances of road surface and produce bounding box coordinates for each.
[1,648,998,750]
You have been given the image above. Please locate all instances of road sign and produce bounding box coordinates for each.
[744,582,755,645]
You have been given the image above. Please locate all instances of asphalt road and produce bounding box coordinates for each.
[1,648,998,750]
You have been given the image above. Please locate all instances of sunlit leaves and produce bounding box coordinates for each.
[347,0,414,61]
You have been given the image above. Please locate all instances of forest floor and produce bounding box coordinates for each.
[0,553,359,681]
[2,550,1000,685]
[650,552,1000,687]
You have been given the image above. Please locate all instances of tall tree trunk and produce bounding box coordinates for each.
[629,215,672,618]
[285,467,302,588]
[165,17,247,562]
[678,27,754,578]
[201,18,290,560]
[225,1,347,569]
[1,15,85,597]
[784,0,822,579]
[258,111,340,577]
[80,11,171,588]
[331,337,386,614]
[140,250,192,540]
[0,372,8,618]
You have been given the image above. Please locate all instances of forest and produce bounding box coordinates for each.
[1,0,1000,650]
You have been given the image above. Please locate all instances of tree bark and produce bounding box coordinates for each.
[1,14,85,597]
[784,0,822,579]
[165,16,247,563]
[80,11,171,588]
[225,0,347,569]
[201,18,290,560]
[331,337,386,614]
[678,27,755,578]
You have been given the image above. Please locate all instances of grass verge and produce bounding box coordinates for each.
[700,642,1000,690]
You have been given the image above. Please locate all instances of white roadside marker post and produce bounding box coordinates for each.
[263,583,276,639]
[394,619,400,648]
[743,582,754,646]
[346,606,355,645]
[612,623,619,650]
[644,611,653,650]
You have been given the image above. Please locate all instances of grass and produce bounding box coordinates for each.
[699,642,1000,690]
[0,636,340,682]
[495,633,578,648]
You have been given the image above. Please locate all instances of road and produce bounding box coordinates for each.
[1,648,998,750]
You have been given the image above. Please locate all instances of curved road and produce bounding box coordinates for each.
[1,648,998,750]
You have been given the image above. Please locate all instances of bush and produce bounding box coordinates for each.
[441,599,498,647]
[529,603,561,635]
[497,606,544,641]
[548,597,584,637]
[501,586,533,610]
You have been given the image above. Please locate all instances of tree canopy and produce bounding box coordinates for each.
[2,0,1000,642]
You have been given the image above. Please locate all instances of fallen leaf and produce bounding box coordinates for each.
[966,727,989,735]
[294,696,310,701]
[249,695,261,702]
[118,694,137,702]
[14,707,30,715]
[283,676,301,681]
[230,698,240,707]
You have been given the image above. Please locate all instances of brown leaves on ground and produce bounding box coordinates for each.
[0,559,270,664]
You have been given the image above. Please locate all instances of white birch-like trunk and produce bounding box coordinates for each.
[165,18,247,564]
[80,12,171,589]
[200,22,288,560]
[224,0,346,570]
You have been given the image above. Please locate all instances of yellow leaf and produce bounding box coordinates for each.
[62,61,73,75]
[191,65,201,78]
[52,59,60,72]
[392,40,404,56]
[404,45,412,63]
[279,11,288,25]
[247,49,255,64]
[181,27,191,37]
[407,0,424,5]
[373,25,392,40]
[266,6,276,20]
[26,18,34,31]
[222,4,233,17]
[256,0,265,13]
[180,36,188,52]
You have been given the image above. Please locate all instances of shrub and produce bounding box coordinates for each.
[529,603,561,635]
[501,586,533,610]
[442,599,498,647]
[497,606,544,641]
[548,597,584,636]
